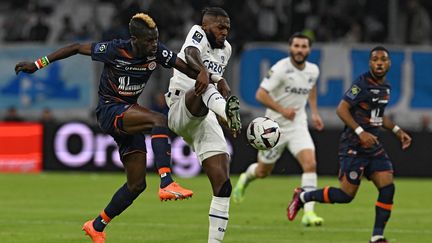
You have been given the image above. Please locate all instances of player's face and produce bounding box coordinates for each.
[205,16,230,48]
[289,38,310,65]
[369,50,391,78]
[131,27,159,58]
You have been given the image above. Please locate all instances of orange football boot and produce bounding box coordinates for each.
[82,220,106,243]
[159,182,193,201]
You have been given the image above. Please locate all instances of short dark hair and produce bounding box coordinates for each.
[201,7,229,22]
[369,46,389,58]
[129,13,156,37]
[288,32,312,47]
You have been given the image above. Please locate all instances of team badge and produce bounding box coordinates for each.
[265,70,274,79]
[349,171,358,180]
[95,43,108,53]
[192,31,203,43]
[347,85,361,99]
[148,61,157,70]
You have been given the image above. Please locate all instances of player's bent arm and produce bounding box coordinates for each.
[256,87,284,113]
[336,100,360,131]
[173,57,199,79]
[184,46,209,75]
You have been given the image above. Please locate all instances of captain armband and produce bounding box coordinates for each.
[34,56,50,69]
[392,125,401,134]
[354,126,364,136]
[210,74,223,83]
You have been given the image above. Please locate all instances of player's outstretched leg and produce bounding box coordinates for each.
[151,126,193,201]
[287,187,304,221]
[225,96,241,136]
[232,173,248,203]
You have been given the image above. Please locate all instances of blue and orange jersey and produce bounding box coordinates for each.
[91,39,176,104]
[339,71,391,156]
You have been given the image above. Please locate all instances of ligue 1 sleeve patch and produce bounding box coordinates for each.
[192,31,203,43]
[95,43,108,53]
[347,85,361,99]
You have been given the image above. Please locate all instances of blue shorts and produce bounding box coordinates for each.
[338,151,393,185]
[96,100,147,159]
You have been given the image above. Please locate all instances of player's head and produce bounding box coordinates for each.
[201,7,230,48]
[369,46,391,79]
[129,13,158,58]
[288,32,312,66]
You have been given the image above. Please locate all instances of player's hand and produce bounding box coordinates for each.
[311,113,324,131]
[194,70,209,96]
[281,107,298,121]
[396,130,412,150]
[15,61,38,75]
[358,131,379,148]
[217,79,231,99]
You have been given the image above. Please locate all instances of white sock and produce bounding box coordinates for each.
[371,235,384,242]
[245,163,258,180]
[208,196,230,243]
[301,172,317,213]
[202,84,227,121]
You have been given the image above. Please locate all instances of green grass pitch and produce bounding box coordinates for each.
[0,172,431,243]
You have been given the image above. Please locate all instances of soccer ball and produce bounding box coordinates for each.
[246,117,281,150]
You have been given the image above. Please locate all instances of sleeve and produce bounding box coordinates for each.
[311,64,320,85]
[91,41,116,63]
[182,25,206,53]
[156,42,177,68]
[260,61,284,92]
[342,79,368,106]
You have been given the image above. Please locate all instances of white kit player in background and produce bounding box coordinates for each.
[233,32,325,226]
[165,7,240,243]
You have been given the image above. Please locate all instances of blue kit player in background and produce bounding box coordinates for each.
[15,13,209,243]
[287,46,412,243]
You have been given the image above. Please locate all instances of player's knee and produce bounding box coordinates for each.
[301,160,316,172]
[255,168,271,178]
[216,179,232,197]
[128,180,147,194]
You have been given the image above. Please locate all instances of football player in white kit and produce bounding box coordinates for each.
[165,7,241,243]
[233,33,325,226]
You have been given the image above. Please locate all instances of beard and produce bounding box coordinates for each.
[291,53,309,66]
[206,31,224,49]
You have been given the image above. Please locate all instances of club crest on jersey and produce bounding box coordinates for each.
[148,61,157,70]
[95,43,108,53]
[347,85,361,99]
[192,31,203,44]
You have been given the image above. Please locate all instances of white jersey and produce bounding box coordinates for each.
[169,25,232,91]
[260,57,319,129]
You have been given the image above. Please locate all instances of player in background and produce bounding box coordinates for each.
[232,32,324,226]
[165,7,241,242]
[287,46,412,243]
[15,13,208,243]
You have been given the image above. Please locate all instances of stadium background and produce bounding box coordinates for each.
[1,0,430,176]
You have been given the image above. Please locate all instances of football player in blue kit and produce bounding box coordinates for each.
[15,13,210,243]
[287,46,412,243]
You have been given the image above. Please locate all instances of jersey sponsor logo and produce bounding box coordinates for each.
[118,76,146,96]
[347,85,361,99]
[95,43,108,53]
[148,61,157,70]
[203,60,224,75]
[285,86,311,95]
[162,50,173,65]
[192,31,203,43]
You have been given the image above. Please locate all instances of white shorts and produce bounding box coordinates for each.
[165,90,229,163]
[258,126,315,164]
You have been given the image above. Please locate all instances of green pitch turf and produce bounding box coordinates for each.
[0,172,431,243]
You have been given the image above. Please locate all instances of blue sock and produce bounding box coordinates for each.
[93,183,143,232]
[304,186,353,204]
[151,126,174,188]
[373,184,394,236]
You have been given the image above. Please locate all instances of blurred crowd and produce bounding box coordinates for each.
[1,0,432,50]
